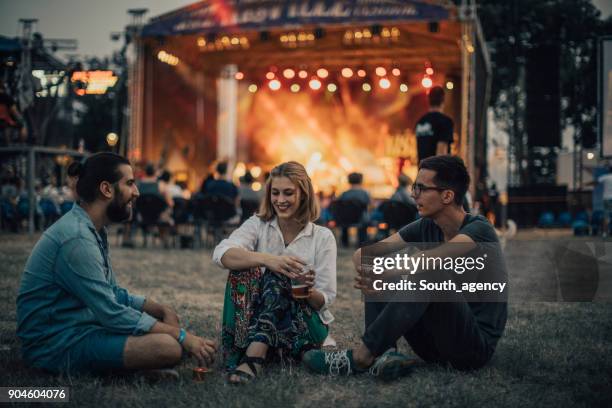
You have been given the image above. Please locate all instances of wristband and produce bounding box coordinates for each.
[177,328,187,345]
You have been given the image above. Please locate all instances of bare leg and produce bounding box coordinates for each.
[123,333,182,370]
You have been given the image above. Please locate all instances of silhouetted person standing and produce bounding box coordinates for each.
[415,86,454,163]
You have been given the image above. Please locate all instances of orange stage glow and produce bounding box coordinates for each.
[238,81,423,197]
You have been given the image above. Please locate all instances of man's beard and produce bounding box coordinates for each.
[107,188,132,223]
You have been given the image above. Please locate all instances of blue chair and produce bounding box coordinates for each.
[538,211,555,228]
[572,220,589,236]
[591,210,604,236]
[558,211,572,227]
[60,201,74,215]
[575,211,589,223]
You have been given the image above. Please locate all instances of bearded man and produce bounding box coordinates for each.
[17,152,216,375]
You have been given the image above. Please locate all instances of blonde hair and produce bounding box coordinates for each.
[257,161,320,226]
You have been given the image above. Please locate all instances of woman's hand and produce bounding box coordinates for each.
[300,269,316,288]
[263,255,306,279]
[182,333,217,367]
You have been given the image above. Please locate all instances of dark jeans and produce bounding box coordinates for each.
[362,301,493,370]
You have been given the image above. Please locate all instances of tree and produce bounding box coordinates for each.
[477,0,612,185]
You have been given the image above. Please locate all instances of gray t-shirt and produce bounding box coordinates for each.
[398,214,508,348]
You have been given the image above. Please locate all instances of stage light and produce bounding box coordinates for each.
[317,68,329,78]
[400,83,409,92]
[425,67,434,75]
[307,33,315,41]
[106,132,118,147]
[379,78,391,89]
[445,81,454,90]
[355,31,363,40]
[357,69,366,78]
[231,37,240,45]
[375,67,386,77]
[341,67,353,78]
[251,166,262,177]
[421,77,433,88]
[290,83,300,92]
[240,37,249,48]
[298,70,308,79]
[280,34,288,43]
[327,83,337,92]
[381,28,391,38]
[269,79,281,91]
[309,78,322,90]
[248,84,258,93]
[221,36,230,45]
[288,33,297,42]
[252,182,262,192]
[363,29,372,39]
[391,27,400,38]
[283,68,295,79]
[392,68,401,76]
[197,37,206,47]
[266,71,275,80]
[298,32,307,42]
[587,152,595,160]
[362,83,372,92]
[235,72,244,80]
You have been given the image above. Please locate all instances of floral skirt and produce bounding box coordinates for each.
[221,267,328,370]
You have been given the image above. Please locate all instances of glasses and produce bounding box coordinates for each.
[412,183,447,197]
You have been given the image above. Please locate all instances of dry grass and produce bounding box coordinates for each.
[0,230,611,407]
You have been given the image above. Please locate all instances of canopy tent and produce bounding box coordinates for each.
[130,0,489,195]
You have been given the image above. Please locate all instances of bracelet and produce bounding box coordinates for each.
[177,328,187,345]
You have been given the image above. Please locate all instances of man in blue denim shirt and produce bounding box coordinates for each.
[17,153,216,375]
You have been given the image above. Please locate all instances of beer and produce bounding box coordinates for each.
[291,283,310,299]
[193,367,211,382]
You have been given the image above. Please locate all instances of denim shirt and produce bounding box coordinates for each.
[16,204,157,370]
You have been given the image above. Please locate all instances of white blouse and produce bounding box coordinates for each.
[213,215,337,324]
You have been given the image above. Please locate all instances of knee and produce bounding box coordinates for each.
[155,334,182,366]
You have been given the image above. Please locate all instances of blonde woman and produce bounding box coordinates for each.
[213,161,337,384]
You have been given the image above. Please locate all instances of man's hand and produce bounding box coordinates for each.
[182,333,217,367]
[161,306,180,328]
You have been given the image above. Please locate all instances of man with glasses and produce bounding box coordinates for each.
[304,155,507,379]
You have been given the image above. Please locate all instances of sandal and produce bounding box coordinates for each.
[228,356,265,384]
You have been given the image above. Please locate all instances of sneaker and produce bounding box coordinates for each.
[368,349,418,381]
[302,349,366,377]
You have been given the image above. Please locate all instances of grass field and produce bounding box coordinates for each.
[1,231,611,407]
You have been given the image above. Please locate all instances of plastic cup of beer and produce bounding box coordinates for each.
[291,264,313,300]
[193,366,211,382]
